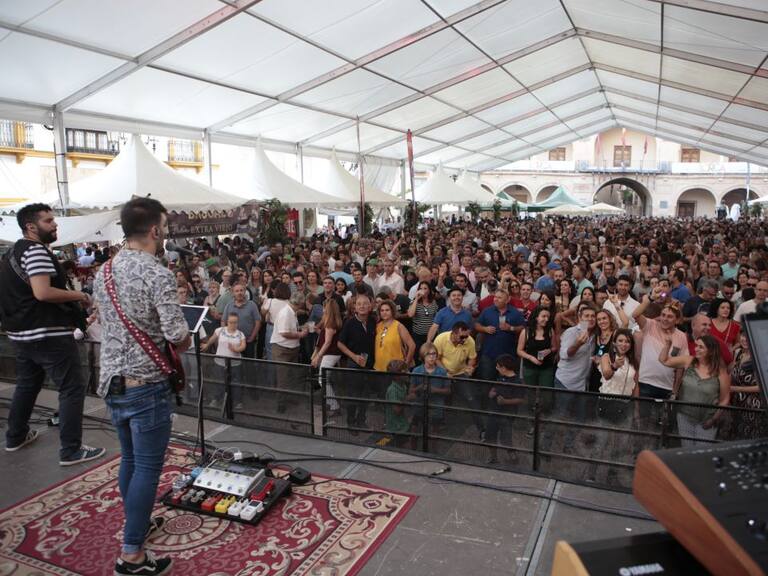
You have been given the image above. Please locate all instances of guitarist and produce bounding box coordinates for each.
[93,197,190,576]
[1,203,103,465]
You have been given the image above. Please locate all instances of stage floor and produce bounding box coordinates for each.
[0,382,660,575]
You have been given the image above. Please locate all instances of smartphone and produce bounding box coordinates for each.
[579,321,589,331]
[660,291,668,299]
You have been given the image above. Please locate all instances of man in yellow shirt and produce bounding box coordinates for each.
[433,322,486,439]
[433,321,477,377]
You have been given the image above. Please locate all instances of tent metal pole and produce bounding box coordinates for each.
[52,110,70,216]
[203,129,214,188]
[356,118,366,233]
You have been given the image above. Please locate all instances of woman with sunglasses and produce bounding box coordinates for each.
[724,331,766,438]
[374,300,416,372]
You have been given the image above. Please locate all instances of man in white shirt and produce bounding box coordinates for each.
[77,247,95,267]
[363,259,381,293]
[270,291,308,413]
[734,280,768,322]
[602,275,640,331]
[378,258,404,296]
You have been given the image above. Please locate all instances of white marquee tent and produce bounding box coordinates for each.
[0,1,767,175]
[3,138,247,213]
[416,165,491,206]
[230,146,349,208]
[321,151,407,207]
[589,202,625,215]
[456,172,513,207]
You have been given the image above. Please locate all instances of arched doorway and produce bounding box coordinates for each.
[501,183,533,203]
[676,188,717,218]
[722,188,759,207]
[593,178,652,216]
[536,185,558,203]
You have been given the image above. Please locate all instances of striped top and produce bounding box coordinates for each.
[5,242,73,342]
[411,301,439,336]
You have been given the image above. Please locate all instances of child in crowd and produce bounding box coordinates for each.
[202,312,246,408]
[410,342,450,431]
[385,359,413,448]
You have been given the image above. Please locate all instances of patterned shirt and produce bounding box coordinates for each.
[93,249,189,397]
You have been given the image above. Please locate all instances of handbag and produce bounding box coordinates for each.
[597,359,633,423]
[103,260,186,402]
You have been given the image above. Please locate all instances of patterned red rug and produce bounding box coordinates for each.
[0,444,416,575]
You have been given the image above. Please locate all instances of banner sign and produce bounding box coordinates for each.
[285,208,299,238]
[167,203,260,238]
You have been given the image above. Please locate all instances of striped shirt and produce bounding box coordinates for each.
[5,243,73,341]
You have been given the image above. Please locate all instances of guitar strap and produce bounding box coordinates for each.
[103,259,174,376]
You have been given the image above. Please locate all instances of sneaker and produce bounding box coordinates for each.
[114,550,172,576]
[59,445,106,467]
[5,429,38,452]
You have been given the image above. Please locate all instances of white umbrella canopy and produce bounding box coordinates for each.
[589,202,625,214]
[455,172,513,207]
[322,151,407,206]
[46,138,246,212]
[415,165,489,206]
[544,204,591,216]
[229,146,349,208]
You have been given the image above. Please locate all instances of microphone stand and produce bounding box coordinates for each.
[194,330,206,463]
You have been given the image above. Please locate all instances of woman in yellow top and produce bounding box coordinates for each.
[374,300,416,371]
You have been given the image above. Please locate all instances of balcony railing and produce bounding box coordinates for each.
[168,139,203,163]
[0,120,33,149]
[65,128,119,156]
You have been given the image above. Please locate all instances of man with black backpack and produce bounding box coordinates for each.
[0,203,104,466]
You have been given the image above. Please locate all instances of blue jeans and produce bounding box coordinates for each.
[7,336,85,459]
[106,381,172,554]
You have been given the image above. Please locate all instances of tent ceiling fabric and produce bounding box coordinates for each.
[2,0,768,170]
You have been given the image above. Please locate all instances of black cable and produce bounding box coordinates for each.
[8,404,654,520]
[209,438,654,521]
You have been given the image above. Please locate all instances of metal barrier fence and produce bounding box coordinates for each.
[0,335,764,491]
[320,367,767,490]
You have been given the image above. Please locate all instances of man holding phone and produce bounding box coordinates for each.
[632,294,688,400]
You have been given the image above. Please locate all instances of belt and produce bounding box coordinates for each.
[125,377,147,388]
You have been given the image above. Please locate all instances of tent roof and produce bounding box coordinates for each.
[321,151,407,206]
[1,1,768,170]
[533,186,586,209]
[415,165,490,206]
[230,145,349,208]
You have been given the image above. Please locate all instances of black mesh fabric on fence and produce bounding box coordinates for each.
[1,334,765,492]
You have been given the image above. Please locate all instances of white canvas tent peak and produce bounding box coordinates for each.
[456,172,512,207]
[322,151,407,207]
[5,138,246,213]
[231,145,349,208]
[415,165,490,206]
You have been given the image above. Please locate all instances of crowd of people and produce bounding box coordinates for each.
[3,200,768,573]
[59,213,768,446]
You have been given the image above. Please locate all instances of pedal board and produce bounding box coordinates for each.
[163,460,291,526]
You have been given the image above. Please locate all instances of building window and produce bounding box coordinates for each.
[65,128,118,155]
[681,148,700,163]
[613,145,631,167]
[548,147,566,161]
